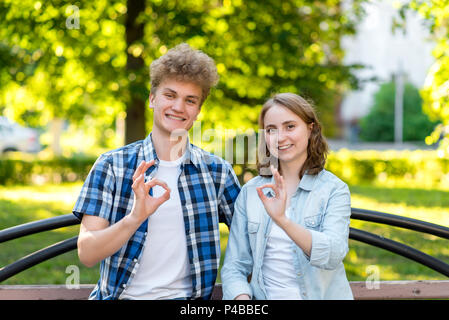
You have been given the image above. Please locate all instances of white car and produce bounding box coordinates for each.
[0,116,41,154]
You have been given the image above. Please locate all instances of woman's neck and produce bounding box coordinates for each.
[279,161,302,198]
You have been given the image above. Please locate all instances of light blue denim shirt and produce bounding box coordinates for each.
[221,169,353,300]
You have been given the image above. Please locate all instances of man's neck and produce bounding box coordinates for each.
[151,129,189,161]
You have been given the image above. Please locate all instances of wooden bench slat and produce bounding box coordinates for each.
[1,281,448,300]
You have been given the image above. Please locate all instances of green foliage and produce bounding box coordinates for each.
[0,0,367,148]
[359,81,438,142]
[406,0,449,154]
[326,149,449,189]
[3,149,449,189]
[0,156,96,185]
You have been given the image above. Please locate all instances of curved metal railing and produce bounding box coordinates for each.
[1,208,449,282]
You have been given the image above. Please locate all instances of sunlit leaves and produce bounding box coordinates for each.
[407,0,449,154]
[0,0,366,150]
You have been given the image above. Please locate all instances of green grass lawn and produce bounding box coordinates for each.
[1,182,448,285]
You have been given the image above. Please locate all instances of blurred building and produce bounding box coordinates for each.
[339,0,435,141]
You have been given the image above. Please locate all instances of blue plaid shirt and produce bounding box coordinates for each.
[73,133,241,300]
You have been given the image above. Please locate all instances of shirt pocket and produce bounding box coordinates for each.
[247,221,260,251]
[303,197,326,231]
[304,214,323,230]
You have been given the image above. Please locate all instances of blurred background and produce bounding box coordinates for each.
[1,0,448,286]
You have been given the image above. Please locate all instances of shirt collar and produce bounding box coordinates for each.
[265,169,320,196]
[297,172,318,191]
[142,132,201,169]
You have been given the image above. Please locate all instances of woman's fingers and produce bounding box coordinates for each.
[270,165,282,186]
[256,186,267,202]
[270,165,286,196]
[279,173,286,192]
[256,184,277,200]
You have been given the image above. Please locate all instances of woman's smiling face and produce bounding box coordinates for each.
[263,104,313,166]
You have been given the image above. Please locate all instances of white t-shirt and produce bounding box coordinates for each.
[262,207,302,300]
[121,155,192,299]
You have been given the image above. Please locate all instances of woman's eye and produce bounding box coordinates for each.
[266,128,277,134]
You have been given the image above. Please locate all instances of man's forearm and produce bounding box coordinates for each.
[77,215,143,267]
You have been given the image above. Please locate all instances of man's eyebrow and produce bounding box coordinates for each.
[162,88,177,94]
[162,88,200,100]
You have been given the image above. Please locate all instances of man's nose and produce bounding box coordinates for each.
[171,99,185,112]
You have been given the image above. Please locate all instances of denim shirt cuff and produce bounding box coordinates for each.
[223,281,253,300]
[308,229,331,266]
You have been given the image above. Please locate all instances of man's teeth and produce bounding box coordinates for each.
[278,145,291,150]
[167,114,184,121]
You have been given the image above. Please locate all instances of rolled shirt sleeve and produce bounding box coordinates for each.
[218,162,241,228]
[221,187,254,300]
[72,154,116,222]
[307,183,351,270]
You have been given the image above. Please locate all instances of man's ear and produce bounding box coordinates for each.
[149,93,155,109]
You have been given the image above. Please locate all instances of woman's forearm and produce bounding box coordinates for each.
[276,216,312,256]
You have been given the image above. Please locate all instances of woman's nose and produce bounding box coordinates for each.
[277,130,288,143]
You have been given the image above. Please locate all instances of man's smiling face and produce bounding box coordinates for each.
[150,78,203,137]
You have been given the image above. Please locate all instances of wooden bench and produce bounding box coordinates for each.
[1,281,448,300]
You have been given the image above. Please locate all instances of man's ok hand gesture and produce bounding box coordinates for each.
[130,160,171,225]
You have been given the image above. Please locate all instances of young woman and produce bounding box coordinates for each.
[221,92,353,300]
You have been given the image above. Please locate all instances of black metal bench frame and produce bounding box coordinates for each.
[1,208,449,299]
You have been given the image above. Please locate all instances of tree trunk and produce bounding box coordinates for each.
[125,0,146,144]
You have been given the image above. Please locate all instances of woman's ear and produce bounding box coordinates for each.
[308,122,314,134]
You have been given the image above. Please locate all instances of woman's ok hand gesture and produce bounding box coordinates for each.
[256,165,288,226]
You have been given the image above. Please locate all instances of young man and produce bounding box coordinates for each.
[73,43,241,300]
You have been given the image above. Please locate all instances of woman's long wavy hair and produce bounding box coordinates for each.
[257,93,329,179]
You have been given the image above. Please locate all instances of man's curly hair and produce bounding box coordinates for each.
[150,43,219,105]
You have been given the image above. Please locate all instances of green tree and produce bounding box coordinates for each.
[405,0,449,152]
[360,80,438,142]
[0,0,366,151]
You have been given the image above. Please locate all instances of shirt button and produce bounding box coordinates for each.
[133,258,138,263]
[122,284,126,288]
[297,272,301,277]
